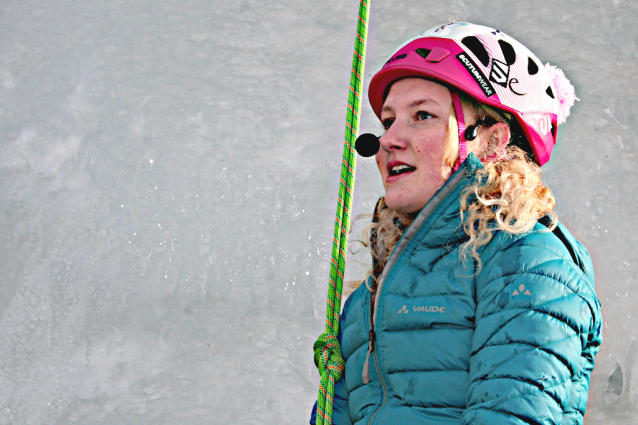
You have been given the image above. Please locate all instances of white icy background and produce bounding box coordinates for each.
[0,0,636,424]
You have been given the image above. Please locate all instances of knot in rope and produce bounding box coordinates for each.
[313,332,345,383]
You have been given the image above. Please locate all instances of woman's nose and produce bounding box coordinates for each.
[379,123,408,152]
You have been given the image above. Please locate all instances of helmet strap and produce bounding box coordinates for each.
[450,92,467,172]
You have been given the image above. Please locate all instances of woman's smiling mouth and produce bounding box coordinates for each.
[387,161,417,178]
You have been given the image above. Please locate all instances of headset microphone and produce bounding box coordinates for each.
[464,125,480,141]
[355,133,380,157]
[464,117,497,141]
[356,116,495,156]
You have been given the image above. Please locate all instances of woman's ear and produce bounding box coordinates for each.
[485,122,511,152]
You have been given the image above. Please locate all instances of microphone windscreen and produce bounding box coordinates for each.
[355,133,380,157]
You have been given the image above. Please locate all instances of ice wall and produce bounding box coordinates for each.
[0,0,636,424]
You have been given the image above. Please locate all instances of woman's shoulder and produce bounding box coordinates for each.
[478,218,596,295]
[341,278,370,322]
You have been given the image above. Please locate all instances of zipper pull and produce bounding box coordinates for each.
[362,329,375,384]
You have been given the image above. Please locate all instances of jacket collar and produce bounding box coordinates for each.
[372,154,481,324]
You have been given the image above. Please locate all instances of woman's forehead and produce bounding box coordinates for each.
[382,78,451,111]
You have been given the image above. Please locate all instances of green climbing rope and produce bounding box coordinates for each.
[313,1,369,424]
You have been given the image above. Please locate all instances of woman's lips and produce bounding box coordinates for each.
[386,160,416,183]
[386,169,415,183]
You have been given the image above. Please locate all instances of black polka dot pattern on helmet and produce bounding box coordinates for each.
[498,39,516,65]
[528,57,539,75]
[546,86,555,98]
[461,36,490,67]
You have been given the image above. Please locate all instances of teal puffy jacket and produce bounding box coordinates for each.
[331,154,602,425]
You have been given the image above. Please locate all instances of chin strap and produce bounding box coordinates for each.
[450,92,467,172]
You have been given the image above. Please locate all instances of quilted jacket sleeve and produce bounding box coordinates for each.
[461,227,602,425]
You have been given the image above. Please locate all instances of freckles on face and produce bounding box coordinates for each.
[376,78,454,214]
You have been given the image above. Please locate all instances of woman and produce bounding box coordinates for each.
[311,23,602,425]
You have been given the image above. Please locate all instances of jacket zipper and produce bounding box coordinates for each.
[367,350,388,425]
[361,167,470,424]
[362,289,375,384]
[366,291,387,425]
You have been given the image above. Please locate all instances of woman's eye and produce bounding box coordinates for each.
[416,111,433,121]
[382,119,394,130]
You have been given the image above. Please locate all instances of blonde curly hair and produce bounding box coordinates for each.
[346,92,556,295]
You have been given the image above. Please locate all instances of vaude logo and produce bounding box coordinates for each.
[456,53,495,97]
[512,284,532,296]
[398,305,446,314]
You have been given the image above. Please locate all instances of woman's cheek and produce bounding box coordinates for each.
[375,156,386,179]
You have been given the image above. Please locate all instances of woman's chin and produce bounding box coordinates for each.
[383,194,424,214]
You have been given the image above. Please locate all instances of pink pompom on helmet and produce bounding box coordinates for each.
[368,23,577,166]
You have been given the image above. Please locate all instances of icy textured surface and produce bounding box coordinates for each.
[0,0,636,424]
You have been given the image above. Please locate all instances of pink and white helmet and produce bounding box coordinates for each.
[369,22,576,166]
